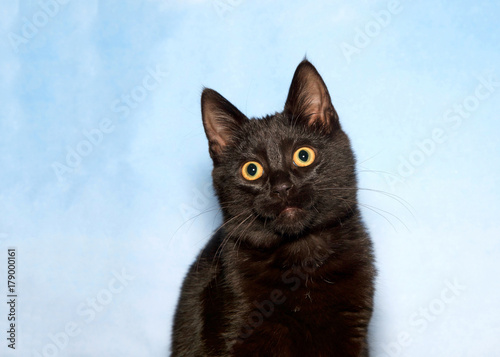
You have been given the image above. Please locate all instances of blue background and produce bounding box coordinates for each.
[1,0,499,356]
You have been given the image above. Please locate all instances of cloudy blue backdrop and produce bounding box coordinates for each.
[1,0,499,356]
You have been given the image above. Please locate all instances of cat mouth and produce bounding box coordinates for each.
[279,207,302,217]
[271,206,309,236]
[277,206,307,223]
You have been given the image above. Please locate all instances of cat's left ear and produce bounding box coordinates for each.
[201,88,248,163]
[284,60,340,134]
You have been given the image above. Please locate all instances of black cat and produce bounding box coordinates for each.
[171,59,375,356]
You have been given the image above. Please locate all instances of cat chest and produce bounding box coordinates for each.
[230,282,357,356]
[229,276,369,355]
[239,270,347,322]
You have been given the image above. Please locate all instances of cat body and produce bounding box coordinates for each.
[172,60,375,356]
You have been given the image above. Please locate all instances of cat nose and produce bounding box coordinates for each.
[272,182,292,199]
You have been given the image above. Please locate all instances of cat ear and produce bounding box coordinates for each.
[284,59,340,134]
[201,88,248,162]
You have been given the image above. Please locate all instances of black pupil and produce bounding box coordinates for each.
[247,163,258,176]
[299,150,309,162]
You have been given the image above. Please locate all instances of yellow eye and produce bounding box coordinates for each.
[242,161,264,181]
[293,147,315,167]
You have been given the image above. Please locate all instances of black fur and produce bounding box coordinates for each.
[171,60,376,356]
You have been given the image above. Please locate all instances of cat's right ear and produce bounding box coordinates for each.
[201,88,248,163]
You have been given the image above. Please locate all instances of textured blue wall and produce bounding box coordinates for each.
[1,1,499,355]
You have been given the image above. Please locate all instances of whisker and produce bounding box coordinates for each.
[169,197,245,249]
[358,187,416,219]
[195,210,249,272]
[316,186,415,220]
[358,168,402,180]
[326,193,405,233]
[357,151,385,165]
[210,210,254,272]
[234,214,259,256]
[357,202,409,233]
[168,205,222,247]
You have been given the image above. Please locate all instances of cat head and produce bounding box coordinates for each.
[201,60,357,247]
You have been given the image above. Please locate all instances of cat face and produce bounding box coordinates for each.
[201,60,358,247]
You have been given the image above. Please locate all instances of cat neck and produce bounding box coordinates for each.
[223,207,363,272]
